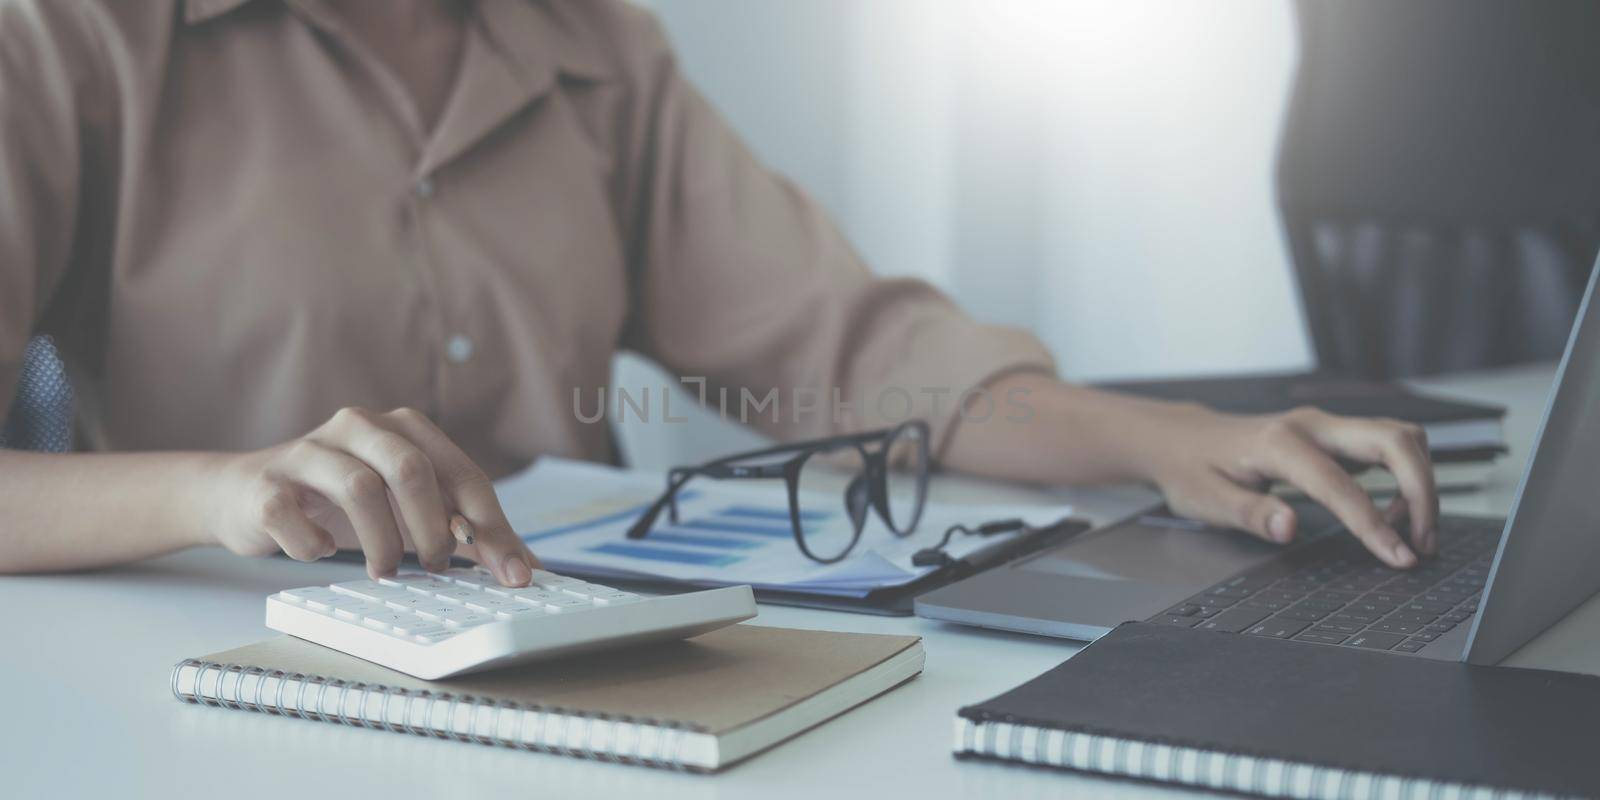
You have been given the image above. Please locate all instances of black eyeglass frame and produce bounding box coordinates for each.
[623,420,932,564]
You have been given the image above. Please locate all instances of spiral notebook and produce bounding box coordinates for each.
[955,622,1599,799]
[172,624,922,772]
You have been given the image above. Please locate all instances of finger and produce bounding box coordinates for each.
[255,479,338,561]
[383,409,538,586]
[1384,494,1410,530]
[318,409,454,572]
[1305,417,1438,556]
[1168,472,1298,544]
[1261,427,1417,568]
[1390,425,1439,555]
[275,440,407,579]
[1395,425,1446,556]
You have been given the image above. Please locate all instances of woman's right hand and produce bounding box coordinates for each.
[207,407,538,587]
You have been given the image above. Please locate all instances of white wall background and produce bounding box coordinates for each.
[616,0,1313,467]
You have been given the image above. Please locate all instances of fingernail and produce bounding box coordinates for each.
[1391,541,1417,568]
[502,554,532,587]
[450,514,476,546]
[1269,511,1293,543]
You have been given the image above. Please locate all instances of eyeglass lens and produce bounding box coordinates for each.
[794,444,869,561]
[883,423,929,534]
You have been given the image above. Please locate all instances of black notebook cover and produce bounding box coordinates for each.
[1099,371,1506,425]
[958,623,1599,798]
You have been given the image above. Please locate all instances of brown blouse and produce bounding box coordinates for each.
[0,0,1053,477]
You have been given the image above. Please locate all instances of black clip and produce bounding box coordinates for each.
[912,518,1031,569]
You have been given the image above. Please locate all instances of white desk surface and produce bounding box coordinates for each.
[7,362,1588,800]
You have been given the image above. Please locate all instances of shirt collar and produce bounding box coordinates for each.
[181,0,613,82]
[475,0,612,83]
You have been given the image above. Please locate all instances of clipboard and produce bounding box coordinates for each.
[552,517,1095,616]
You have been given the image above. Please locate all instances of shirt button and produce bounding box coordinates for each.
[445,334,474,364]
[415,177,436,200]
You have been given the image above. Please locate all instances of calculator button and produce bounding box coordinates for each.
[304,595,361,612]
[432,588,480,604]
[412,604,458,621]
[440,568,493,588]
[542,596,595,612]
[428,607,470,622]
[387,574,457,593]
[465,597,521,613]
[387,617,438,636]
[334,602,388,621]
[590,592,642,606]
[362,611,416,629]
[531,570,580,586]
[332,581,411,602]
[279,587,344,605]
[493,586,563,599]
[413,630,456,645]
[444,613,496,629]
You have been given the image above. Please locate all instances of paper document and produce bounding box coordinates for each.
[494,458,1073,598]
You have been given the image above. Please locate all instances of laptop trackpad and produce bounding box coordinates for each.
[1017,519,1288,592]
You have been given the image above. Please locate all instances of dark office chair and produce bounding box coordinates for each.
[1278,0,1600,379]
[0,335,75,452]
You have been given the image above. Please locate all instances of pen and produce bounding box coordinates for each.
[449,514,476,545]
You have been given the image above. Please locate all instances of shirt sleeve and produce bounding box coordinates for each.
[0,1,102,430]
[616,12,1056,454]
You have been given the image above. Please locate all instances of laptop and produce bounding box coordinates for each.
[917,257,1600,665]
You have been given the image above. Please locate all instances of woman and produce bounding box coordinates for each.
[0,0,1436,587]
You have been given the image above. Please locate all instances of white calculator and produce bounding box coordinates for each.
[266,568,757,679]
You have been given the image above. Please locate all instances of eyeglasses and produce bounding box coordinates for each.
[624,420,932,564]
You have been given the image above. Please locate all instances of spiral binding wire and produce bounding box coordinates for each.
[954,717,1556,800]
[171,659,703,771]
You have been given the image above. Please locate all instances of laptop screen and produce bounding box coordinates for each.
[1467,256,1600,664]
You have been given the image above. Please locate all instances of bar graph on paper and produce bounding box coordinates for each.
[522,493,828,569]
[494,457,1072,597]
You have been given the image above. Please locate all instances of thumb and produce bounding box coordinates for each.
[1165,474,1298,545]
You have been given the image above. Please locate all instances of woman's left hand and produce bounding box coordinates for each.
[1146,406,1437,568]
[942,373,1438,569]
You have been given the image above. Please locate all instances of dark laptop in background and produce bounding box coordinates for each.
[1098,371,1508,464]
[1100,372,1508,493]
[1107,369,1504,464]
[918,256,1600,665]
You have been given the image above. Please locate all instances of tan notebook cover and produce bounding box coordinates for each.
[176,624,921,769]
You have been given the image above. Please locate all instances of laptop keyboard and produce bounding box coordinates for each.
[1148,516,1501,653]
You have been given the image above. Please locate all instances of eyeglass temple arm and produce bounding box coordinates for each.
[623,460,795,540]
[701,462,789,480]
[685,428,893,470]
[624,467,699,540]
